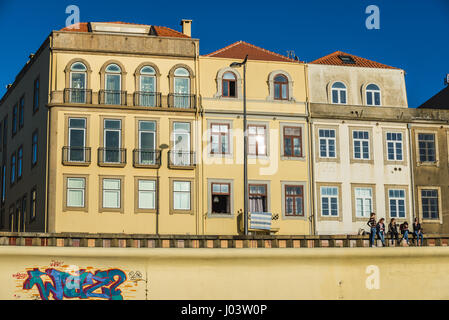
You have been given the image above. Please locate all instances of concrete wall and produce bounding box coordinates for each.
[3,246,449,300]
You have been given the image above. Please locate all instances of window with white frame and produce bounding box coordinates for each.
[102,178,121,209]
[210,123,230,155]
[331,82,347,104]
[173,181,191,211]
[321,186,338,217]
[421,189,439,220]
[318,129,336,158]
[68,118,86,162]
[386,132,403,161]
[67,177,86,207]
[211,182,231,214]
[355,187,373,218]
[388,189,406,218]
[138,180,156,210]
[353,131,370,160]
[366,84,381,106]
[70,62,87,103]
[248,124,267,156]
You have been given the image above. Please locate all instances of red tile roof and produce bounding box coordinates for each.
[310,51,398,70]
[60,22,190,38]
[204,41,301,63]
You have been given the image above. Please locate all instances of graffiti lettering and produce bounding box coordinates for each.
[23,268,126,300]
[50,260,64,267]
[12,272,28,280]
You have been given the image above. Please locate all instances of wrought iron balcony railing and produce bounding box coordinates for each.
[133,149,162,168]
[98,148,127,166]
[133,92,162,107]
[167,94,196,109]
[168,151,196,169]
[99,90,127,106]
[62,147,91,165]
[63,89,92,104]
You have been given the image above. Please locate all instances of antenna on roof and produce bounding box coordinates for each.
[445,74,449,86]
[286,50,295,60]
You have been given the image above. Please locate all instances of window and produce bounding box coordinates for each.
[67,177,86,208]
[102,178,121,209]
[366,84,381,106]
[19,96,24,129]
[331,82,347,104]
[211,183,231,214]
[138,180,156,210]
[353,131,370,160]
[172,122,191,166]
[105,64,122,105]
[138,121,156,165]
[10,153,16,185]
[17,146,23,180]
[70,62,87,103]
[33,77,39,112]
[319,129,336,158]
[285,185,304,216]
[21,196,27,230]
[418,133,436,162]
[30,188,37,221]
[338,55,356,64]
[31,131,38,166]
[249,184,267,213]
[248,124,267,156]
[388,189,406,218]
[1,165,6,203]
[2,115,7,148]
[139,66,157,106]
[421,189,439,220]
[386,132,403,161]
[222,72,236,98]
[173,181,191,211]
[12,104,18,136]
[210,123,230,155]
[274,74,288,100]
[68,118,86,162]
[321,187,338,217]
[283,126,302,157]
[103,119,122,163]
[355,188,373,218]
[173,67,191,108]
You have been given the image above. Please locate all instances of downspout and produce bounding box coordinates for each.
[193,39,201,235]
[45,35,54,234]
[407,123,416,222]
[304,63,316,235]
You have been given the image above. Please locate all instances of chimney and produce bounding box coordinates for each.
[180,19,192,37]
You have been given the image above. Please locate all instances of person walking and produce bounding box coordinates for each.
[413,218,424,246]
[400,221,409,245]
[376,218,386,247]
[367,213,377,247]
[388,218,399,246]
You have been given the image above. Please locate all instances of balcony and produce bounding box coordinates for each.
[98,148,127,167]
[63,89,92,104]
[168,94,196,109]
[99,90,127,106]
[168,151,195,169]
[62,147,91,166]
[133,92,162,107]
[133,149,162,168]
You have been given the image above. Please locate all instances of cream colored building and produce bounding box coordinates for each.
[307,51,413,235]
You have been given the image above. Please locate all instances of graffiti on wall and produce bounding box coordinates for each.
[13,260,144,300]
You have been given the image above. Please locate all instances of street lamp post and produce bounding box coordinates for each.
[230,55,248,236]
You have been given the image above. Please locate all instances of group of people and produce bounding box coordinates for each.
[367,213,424,247]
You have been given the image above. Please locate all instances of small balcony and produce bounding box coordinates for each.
[98,148,127,167]
[168,151,196,169]
[63,89,92,104]
[62,147,91,166]
[99,90,127,106]
[168,94,196,109]
[133,149,162,168]
[133,92,162,107]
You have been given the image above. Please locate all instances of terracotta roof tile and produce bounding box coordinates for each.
[204,41,301,63]
[60,22,190,38]
[310,51,399,70]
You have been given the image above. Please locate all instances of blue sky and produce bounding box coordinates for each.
[0,0,448,107]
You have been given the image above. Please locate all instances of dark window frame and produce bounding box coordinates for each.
[19,96,25,129]
[284,185,304,217]
[31,130,38,168]
[211,182,231,214]
[274,74,289,100]
[283,126,302,157]
[10,152,16,186]
[222,72,237,98]
[248,184,268,213]
[30,186,37,222]
[33,77,40,114]
[210,123,230,155]
[17,145,23,180]
[11,103,18,137]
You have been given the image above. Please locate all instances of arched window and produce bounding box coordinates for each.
[222,72,237,98]
[366,84,381,106]
[139,66,157,107]
[331,82,347,104]
[173,67,191,108]
[274,74,288,100]
[105,64,122,105]
[70,62,87,103]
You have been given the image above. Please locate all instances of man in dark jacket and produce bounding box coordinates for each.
[413,218,424,246]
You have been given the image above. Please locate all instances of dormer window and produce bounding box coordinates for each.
[274,74,288,100]
[331,82,347,104]
[222,72,236,98]
[338,55,356,64]
[366,84,381,106]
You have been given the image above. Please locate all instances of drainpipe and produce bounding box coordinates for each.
[193,38,201,235]
[45,35,54,234]
[407,123,416,222]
